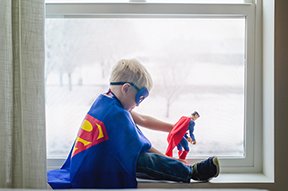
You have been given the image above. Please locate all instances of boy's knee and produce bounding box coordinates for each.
[137,152,154,167]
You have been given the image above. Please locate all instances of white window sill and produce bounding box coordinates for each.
[210,173,273,183]
[137,173,273,188]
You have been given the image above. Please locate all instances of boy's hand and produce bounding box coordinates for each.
[192,140,196,144]
[187,137,192,143]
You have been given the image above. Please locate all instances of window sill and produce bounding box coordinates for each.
[137,173,274,188]
[209,173,273,183]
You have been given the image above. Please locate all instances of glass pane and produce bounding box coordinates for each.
[46,18,245,158]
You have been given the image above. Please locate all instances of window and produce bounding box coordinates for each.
[46,1,261,173]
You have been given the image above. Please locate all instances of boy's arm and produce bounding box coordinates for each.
[131,111,173,132]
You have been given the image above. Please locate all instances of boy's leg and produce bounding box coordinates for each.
[136,152,192,183]
[136,152,220,182]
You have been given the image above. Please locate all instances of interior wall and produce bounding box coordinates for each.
[274,0,288,190]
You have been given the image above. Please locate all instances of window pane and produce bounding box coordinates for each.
[46,18,245,158]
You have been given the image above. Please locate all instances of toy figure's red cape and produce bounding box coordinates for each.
[165,116,191,157]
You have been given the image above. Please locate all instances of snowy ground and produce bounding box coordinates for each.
[46,85,244,159]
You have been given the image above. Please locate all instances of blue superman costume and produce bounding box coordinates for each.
[165,116,191,157]
[47,93,151,189]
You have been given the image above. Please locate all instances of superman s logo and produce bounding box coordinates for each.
[72,114,109,157]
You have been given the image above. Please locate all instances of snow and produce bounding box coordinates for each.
[46,84,244,158]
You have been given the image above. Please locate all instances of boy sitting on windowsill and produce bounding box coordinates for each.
[47,58,220,189]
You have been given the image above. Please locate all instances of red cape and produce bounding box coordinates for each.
[165,116,191,157]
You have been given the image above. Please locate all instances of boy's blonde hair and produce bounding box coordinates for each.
[109,59,153,90]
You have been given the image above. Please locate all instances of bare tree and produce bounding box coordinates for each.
[158,63,189,118]
[46,19,82,90]
[148,39,192,118]
[88,19,144,80]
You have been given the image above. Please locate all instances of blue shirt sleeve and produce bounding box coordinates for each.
[188,121,196,141]
[184,133,188,138]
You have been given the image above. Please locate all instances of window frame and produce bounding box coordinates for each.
[45,2,262,174]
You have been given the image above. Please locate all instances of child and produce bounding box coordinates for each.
[167,112,199,160]
[47,59,220,189]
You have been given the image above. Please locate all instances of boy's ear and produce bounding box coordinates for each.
[122,83,130,93]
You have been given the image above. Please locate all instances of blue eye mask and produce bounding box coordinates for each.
[110,82,149,106]
[134,86,149,106]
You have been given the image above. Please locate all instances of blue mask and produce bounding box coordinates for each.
[110,82,149,106]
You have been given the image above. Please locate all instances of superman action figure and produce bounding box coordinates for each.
[166,112,200,160]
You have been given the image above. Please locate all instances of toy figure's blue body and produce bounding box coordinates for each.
[177,121,195,151]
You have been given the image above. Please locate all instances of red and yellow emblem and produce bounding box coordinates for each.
[72,114,108,157]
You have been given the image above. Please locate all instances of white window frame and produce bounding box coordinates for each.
[45,1,271,180]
